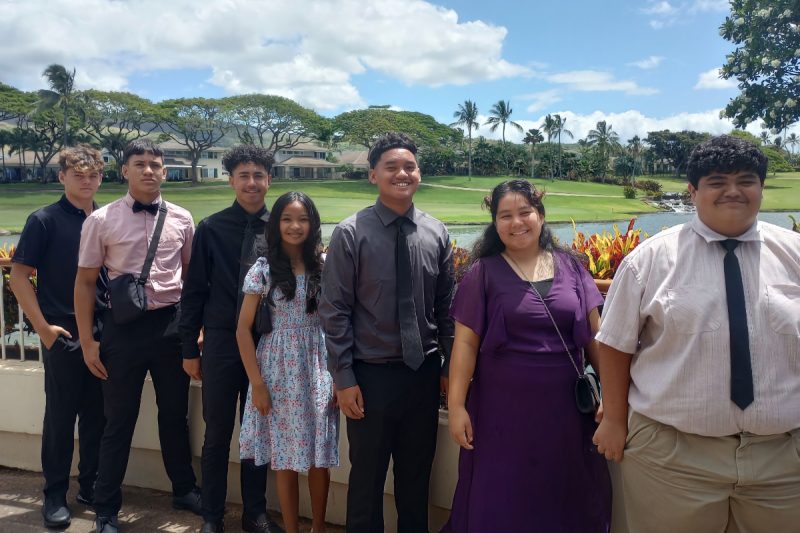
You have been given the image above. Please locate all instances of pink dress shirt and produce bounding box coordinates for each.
[79,192,195,310]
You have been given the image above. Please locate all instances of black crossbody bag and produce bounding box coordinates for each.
[107,203,168,325]
[253,270,273,335]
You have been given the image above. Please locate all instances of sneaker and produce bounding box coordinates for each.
[172,486,202,515]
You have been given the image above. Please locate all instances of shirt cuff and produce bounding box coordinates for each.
[334,368,357,389]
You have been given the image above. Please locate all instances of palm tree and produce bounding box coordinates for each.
[0,129,9,180]
[550,114,574,179]
[36,64,79,148]
[785,133,799,162]
[759,131,771,145]
[586,120,622,183]
[450,100,480,179]
[627,135,643,185]
[541,114,557,180]
[522,128,544,179]
[485,100,523,175]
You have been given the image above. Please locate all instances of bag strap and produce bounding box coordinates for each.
[138,203,168,283]
[525,281,584,379]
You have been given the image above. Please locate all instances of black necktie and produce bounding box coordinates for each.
[237,218,257,318]
[132,200,159,215]
[720,239,754,410]
[395,217,424,370]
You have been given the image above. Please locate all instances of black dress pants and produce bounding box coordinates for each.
[93,305,197,517]
[346,355,440,533]
[200,328,268,523]
[41,316,105,501]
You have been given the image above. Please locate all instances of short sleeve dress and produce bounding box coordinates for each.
[239,258,339,471]
[442,252,611,533]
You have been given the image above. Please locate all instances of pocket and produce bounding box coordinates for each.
[625,411,676,462]
[766,284,800,336]
[666,286,723,333]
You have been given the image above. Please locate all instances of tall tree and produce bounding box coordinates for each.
[221,94,325,153]
[541,114,558,180]
[36,64,80,149]
[551,114,574,179]
[485,100,523,175]
[759,131,771,145]
[450,100,480,179]
[334,108,458,149]
[159,98,230,183]
[719,0,800,132]
[645,130,710,177]
[785,132,799,161]
[79,90,160,176]
[522,128,544,179]
[627,135,643,184]
[586,121,622,182]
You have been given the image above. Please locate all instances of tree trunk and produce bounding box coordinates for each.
[467,132,472,181]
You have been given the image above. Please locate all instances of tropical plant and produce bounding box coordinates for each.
[450,100,480,179]
[786,133,799,162]
[759,131,771,145]
[522,128,544,178]
[572,219,646,279]
[541,114,557,180]
[586,121,622,182]
[485,100,523,175]
[36,64,81,149]
[790,215,799,232]
[550,114,573,179]
[627,135,643,184]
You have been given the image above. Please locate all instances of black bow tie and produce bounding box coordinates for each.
[132,200,159,215]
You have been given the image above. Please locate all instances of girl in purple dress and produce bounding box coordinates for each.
[237,192,338,533]
[443,180,611,532]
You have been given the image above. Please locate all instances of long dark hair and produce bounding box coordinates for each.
[472,179,569,260]
[266,191,323,314]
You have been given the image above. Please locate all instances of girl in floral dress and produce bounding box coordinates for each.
[237,191,338,533]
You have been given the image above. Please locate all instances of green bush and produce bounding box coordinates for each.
[635,179,663,194]
[623,185,637,199]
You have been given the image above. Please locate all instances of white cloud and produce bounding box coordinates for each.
[0,0,528,111]
[644,0,729,30]
[473,108,789,145]
[694,68,738,90]
[689,0,730,13]
[521,90,563,113]
[628,56,665,70]
[546,70,659,95]
[642,1,676,15]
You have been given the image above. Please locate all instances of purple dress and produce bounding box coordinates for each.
[443,253,611,533]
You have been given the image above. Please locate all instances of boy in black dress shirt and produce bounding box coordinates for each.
[180,145,281,533]
[10,145,106,529]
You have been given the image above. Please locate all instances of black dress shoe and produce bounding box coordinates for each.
[200,520,224,533]
[172,486,202,515]
[242,512,284,533]
[95,514,119,533]
[76,490,93,506]
[42,497,71,529]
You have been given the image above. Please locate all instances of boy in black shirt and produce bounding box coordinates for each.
[10,144,107,529]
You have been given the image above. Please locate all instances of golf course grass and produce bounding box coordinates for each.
[1,173,798,233]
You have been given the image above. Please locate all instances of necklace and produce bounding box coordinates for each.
[503,250,553,282]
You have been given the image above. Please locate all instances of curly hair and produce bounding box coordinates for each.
[472,179,574,260]
[368,132,417,169]
[265,191,323,314]
[686,135,768,187]
[222,144,275,175]
[58,144,104,173]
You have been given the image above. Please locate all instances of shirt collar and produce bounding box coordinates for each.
[231,200,269,224]
[57,194,97,216]
[374,198,417,227]
[123,191,163,210]
[688,214,763,244]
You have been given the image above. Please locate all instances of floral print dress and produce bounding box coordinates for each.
[239,257,339,471]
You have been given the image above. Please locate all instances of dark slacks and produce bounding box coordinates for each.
[93,305,197,517]
[200,328,268,523]
[346,355,440,533]
[41,316,105,500]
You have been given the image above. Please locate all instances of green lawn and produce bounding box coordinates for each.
[1,173,798,232]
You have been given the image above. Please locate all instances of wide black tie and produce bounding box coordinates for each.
[720,239,753,410]
[132,200,159,215]
[395,217,424,370]
[237,218,256,318]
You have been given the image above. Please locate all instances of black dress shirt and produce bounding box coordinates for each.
[319,200,455,388]
[179,201,268,359]
[13,195,106,323]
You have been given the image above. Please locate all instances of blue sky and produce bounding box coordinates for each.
[4,0,789,142]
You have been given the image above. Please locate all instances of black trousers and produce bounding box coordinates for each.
[93,305,197,517]
[41,316,105,501]
[346,355,440,533]
[200,328,268,523]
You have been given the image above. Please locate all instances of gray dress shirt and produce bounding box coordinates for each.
[319,200,455,389]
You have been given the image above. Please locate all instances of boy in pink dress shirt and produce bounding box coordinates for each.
[75,139,201,533]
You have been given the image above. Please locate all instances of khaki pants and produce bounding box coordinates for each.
[617,410,800,533]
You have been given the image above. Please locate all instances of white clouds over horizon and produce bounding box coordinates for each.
[0,0,528,111]
[545,70,659,95]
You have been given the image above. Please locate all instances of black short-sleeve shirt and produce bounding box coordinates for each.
[12,195,105,319]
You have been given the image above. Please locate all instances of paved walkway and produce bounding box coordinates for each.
[418,182,620,197]
[0,467,344,533]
